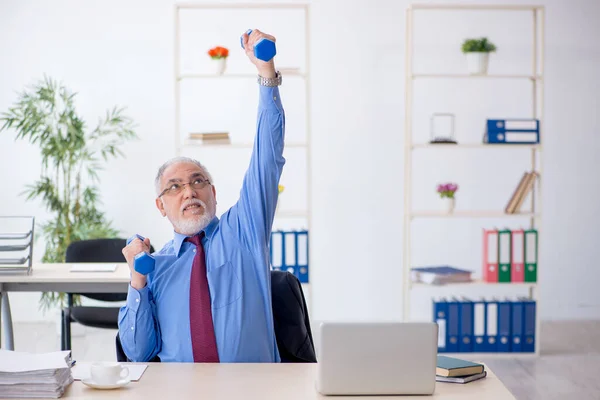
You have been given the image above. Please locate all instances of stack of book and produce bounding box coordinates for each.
[188,132,231,145]
[436,356,486,384]
[410,266,473,285]
[0,350,74,398]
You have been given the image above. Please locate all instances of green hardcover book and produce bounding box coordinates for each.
[498,229,512,282]
[436,356,484,377]
[524,229,538,282]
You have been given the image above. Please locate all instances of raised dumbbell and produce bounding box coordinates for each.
[240,29,276,62]
[126,234,155,275]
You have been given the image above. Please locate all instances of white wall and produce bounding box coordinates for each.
[1,0,599,324]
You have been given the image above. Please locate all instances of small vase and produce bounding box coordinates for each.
[214,58,227,75]
[466,52,489,75]
[444,197,455,213]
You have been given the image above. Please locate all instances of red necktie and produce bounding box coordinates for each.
[186,233,219,362]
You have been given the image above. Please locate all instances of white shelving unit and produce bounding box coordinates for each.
[402,4,544,356]
[173,3,312,306]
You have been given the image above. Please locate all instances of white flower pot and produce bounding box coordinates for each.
[444,197,455,213]
[214,58,227,75]
[466,52,489,75]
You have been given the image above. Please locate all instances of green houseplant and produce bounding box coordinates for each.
[0,76,137,311]
[461,37,497,75]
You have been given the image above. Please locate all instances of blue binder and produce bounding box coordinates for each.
[473,299,487,352]
[296,230,309,283]
[447,299,460,352]
[269,230,310,283]
[485,119,540,144]
[484,300,498,352]
[497,299,512,352]
[433,298,448,353]
[522,298,536,353]
[511,300,524,352]
[459,298,474,352]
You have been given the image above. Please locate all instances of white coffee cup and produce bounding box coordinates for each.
[90,362,129,385]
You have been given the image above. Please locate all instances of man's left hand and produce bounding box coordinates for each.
[241,29,276,78]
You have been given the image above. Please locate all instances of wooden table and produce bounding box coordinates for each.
[0,263,130,349]
[52,363,515,399]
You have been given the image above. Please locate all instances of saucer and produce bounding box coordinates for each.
[81,377,131,390]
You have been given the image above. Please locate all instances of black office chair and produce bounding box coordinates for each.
[61,238,154,351]
[116,270,316,363]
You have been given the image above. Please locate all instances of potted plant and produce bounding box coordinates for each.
[208,46,229,75]
[461,37,497,75]
[437,183,459,213]
[0,76,137,312]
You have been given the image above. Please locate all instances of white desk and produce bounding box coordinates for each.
[47,363,515,399]
[0,263,130,349]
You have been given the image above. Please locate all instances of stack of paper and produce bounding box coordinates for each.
[0,350,74,398]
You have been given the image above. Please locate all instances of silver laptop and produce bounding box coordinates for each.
[316,322,438,396]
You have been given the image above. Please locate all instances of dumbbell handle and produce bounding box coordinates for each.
[126,234,155,275]
[240,29,277,62]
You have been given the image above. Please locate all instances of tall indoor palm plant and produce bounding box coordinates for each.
[0,75,137,311]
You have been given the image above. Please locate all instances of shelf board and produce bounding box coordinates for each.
[412,73,541,80]
[411,211,539,219]
[178,69,305,80]
[182,142,307,149]
[411,280,537,288]
[412,143,540,150]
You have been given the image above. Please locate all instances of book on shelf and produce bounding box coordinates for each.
[411,266,472,285]
[188,132,231,145]
[505,171,538,214]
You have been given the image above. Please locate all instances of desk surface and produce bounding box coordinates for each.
[52,363,515,400]
[0,263,130,283]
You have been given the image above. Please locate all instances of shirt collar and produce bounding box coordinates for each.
[173,216,219,257]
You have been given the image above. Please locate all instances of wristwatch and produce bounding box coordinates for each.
[258,71,282,87]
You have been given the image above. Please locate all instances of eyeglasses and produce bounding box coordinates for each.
[158,178,211,198]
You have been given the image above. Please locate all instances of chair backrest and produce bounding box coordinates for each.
[270,270,316,362]
[66,238,154,302]
[116,270,316,362]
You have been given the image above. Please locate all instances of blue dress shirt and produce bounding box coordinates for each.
[118,85,285,363]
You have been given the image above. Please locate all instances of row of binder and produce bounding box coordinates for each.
[484,119,540,144]
[483,228,538,283]
[433,298,536,353]
[269,230,309,283]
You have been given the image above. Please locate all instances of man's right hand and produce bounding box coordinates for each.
[122,237,151,290]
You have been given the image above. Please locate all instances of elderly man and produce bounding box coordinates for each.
[118,30,284,363]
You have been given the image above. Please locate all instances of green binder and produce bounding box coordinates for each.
[524,229,538,282]
[498,229,512,282]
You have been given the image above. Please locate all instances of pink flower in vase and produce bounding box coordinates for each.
[437,182,459,199]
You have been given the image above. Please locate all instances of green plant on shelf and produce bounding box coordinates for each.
[461,37,497,53]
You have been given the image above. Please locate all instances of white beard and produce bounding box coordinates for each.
[170,198,216,236]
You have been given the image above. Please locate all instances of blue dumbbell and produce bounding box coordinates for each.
[240,29,276,62]
[126,234,155,275]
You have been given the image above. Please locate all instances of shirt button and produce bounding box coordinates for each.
[193,249,196,253]
[273,96,277,100]
[131,326,134,330]
[135,298,139,303]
